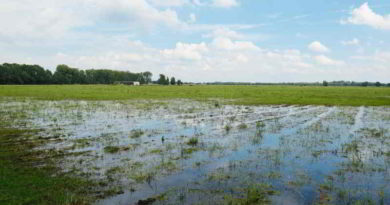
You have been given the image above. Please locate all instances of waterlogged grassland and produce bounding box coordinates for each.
[1,99,389,204]
[1,85,390,106]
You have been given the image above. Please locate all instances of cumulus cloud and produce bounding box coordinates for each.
[1,0,389,83]
[308,41,330,53]
[203,28,245,40]
[349,51,390,81]
[5,36,316,82]
[212,37,260,51]
[0,0,185,42]
[0,1,89,40]
[314,55,344,66]
[94,0,183,28]
[200,26,269,42]
[341,38,360,46]
[6,33,390,82]
[161,42,208,60]
[342,2,390,30]
[212,0,239,8]
[353,51,390,64]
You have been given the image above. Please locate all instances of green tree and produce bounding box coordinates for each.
[0,63,154,85]
[375,82,381,87]
[323,81,328,87]
[0,63,53,84]
[165,76,170,85]
[177,80,183,85]
[157,74,166,85]
[170,77,176,85]
[139,72,152,84]
[53,65,85,84]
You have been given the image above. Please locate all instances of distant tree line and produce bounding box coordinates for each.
[0,63,177,85]
[322,81,389,87]
[205,81,390,87]
[1,63,387,87]
[0,63,53,84]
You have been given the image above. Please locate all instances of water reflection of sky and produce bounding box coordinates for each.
[1,100,389,205]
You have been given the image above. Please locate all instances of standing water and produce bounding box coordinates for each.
[1,99,389,204]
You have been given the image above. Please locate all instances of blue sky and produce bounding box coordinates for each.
[0,0,389,82]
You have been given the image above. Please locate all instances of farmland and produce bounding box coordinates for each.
[1,86,390,205]
[0,85,390,106]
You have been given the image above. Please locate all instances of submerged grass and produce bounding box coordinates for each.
[0,128,96,205]
[0,85,389,106]
[130,129,144,139]
[187,137,199,146]
[223,183,278,205]
[104,146,121,154]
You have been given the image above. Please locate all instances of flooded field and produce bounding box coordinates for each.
[1,99,390,205]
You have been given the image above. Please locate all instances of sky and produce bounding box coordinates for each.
[0,0,390,83]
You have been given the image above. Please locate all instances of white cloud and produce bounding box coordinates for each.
[202,27,270,43]
[235,54,249,63]
[352,52,390,66]
[2,36,316,82]
[189,13,197,23]
[342,2,390,30]
[308,41,330,53]
[0,0,185,42]
[0,1,90,40]
[341,38,360,46]
[94,0,183,28]
[354,51,390,64]
[161,42,208,60]
[148,0,186,7]
[6,34,390,82]
[212,0,239,8]
[349,52,390,81]
[314,55,344,66]
[203,28,245,40]
[212,37,260,51]
[1,0,390,83]
[191,0,205,6]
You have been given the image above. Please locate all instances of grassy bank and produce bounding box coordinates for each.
[0,129,93,204]
[0,85,389,106]
[0,127,119,204]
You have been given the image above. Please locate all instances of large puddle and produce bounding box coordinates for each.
[1,99,390,204]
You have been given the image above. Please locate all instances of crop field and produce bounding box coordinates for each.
[1,91,390,204]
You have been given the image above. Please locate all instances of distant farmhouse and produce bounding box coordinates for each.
[114,81,140,86]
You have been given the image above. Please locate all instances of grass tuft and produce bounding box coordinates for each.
[130,129,144,139]
[187,137,198,146]
[104,146,121,154]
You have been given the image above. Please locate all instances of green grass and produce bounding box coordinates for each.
[223,183,278,205]
[187,137,199,146]
[0,112,132,204]
[0,128,101,205]
[129,129,144,139]
[104,146,121,154]
[0,85,390,106]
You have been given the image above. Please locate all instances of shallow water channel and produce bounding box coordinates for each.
[2,99,390,204]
